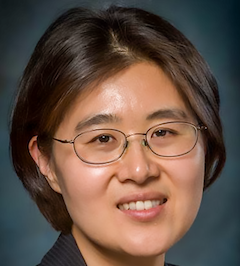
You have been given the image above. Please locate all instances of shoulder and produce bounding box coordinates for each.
[37,233,87,266]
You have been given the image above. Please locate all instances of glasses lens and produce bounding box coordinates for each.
[147,122,198,157]
[73,129,126,164]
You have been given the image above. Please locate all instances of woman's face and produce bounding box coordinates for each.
[45,62,205,264]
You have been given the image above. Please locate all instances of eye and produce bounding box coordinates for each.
[153,129,167,137]
[97,135,111,143]
[151,127,178,139]
[91,134,113,144]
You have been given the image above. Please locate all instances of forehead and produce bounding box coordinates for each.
[57,62,193,134]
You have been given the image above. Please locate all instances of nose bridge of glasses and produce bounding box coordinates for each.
[125,132,148,147]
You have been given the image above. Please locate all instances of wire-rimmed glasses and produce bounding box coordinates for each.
[53,121,207,165]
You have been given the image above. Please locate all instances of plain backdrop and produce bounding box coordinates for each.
[0,0,239,265]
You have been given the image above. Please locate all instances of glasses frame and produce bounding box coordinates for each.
[52,121,207,165]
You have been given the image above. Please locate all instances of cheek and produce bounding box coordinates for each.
[169,140,205,189]
[171,155,204,196]
[52,155,112,217]
[167,144,205,231]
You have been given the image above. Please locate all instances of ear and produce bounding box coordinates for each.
[28,136,62,194]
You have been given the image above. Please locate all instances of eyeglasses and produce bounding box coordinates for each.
[53,121,207,165]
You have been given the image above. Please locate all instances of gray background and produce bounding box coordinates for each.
[0,0,239,265]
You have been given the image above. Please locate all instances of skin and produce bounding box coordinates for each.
[30,62,205,266]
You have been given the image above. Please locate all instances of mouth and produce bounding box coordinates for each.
[117,198,167,211]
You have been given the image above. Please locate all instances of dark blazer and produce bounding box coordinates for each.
[37,233,178,266]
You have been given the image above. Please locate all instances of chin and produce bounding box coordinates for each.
[118,235,173,258]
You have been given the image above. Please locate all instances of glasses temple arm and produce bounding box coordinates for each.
[52,137,74,144]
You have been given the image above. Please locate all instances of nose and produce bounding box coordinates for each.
[116,138,160,184]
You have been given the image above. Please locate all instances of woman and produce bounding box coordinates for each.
[10,5,226,266]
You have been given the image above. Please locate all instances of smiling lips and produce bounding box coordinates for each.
[118,198,167,211]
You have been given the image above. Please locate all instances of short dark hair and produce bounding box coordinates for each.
[10,6,226,233]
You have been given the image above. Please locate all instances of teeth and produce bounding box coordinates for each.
[136,201,144,210]
[129,202,136,210]
[144,200,152,210]
[118,199,166,211]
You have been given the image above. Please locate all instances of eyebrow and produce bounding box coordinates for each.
[146,108,188,121]
[75,108,189,133]
[75,114,121,133]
